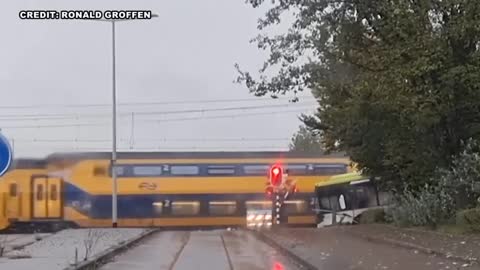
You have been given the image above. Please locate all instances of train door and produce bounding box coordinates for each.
[0,188,9,230]
[31,176,62,219]
[6,180,20,220]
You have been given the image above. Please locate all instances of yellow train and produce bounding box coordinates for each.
[0,152,351,231]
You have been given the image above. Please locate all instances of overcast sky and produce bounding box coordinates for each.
[0,0,316,158]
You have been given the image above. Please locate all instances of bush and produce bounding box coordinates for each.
[386,183,455,228]
[456,208,480,233]
[386,139,480,228]
[443,139,480,209]
[358,208,386,224]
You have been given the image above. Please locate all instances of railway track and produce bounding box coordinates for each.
[99,229,314,270]
[167,231,191,270]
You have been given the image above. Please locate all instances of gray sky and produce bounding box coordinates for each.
[0,0,316,158]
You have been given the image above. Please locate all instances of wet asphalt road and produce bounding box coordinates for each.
[264,227,480,270]
[100,230,300,270]
[100,228,480,270]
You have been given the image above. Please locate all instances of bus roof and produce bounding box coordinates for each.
[315,172,368,188]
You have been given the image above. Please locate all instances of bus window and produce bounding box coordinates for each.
[329,195,340,210]
[339,194,346,210]
[319,197,331,210]
[353,187,369,208]
[209,201,237,215]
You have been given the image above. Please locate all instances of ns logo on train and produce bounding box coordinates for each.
[138,182,157,191]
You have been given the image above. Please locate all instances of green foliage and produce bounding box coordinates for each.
[436,139,480,209]
[237,0,480,191]
[387,140,480,227]
[358,208,386,224]
[289,125,324,153]
[386,182,456,228]
[456,208,480,232]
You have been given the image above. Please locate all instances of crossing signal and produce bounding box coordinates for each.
[269,165,283,186]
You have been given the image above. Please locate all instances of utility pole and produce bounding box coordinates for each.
[85,13,159,228]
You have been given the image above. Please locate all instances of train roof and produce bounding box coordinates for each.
[11,159,46,169]
[45,151,349,162]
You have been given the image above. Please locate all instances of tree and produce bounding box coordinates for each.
[289,125,324,153]
[236,0,480,191]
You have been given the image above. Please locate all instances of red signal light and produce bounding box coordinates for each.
[274,262,284,270]
[270,165,283,186]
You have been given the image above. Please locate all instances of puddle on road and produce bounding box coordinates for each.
[222,230,301,270]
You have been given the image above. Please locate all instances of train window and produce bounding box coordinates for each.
[93,166,107,176]
[152,202,163,215]
[50,185,58,201]
[313,165,347,175]
[170,166,199,175]
[133,165,163,177]
[112,165,127,177]
[9,183,17,197]
[284,200,308,214]
[36,185,44,201]
[171,201,200,215]
[209,201,237,215]
[245,201,272,210]
[207,166,236,175]
[285,164,307,175]
[243,165,269,175]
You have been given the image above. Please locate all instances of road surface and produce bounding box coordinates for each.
[100,228,480,270]
[100,230,300,270]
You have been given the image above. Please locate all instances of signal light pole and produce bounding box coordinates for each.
[269,165,285,226]
[267,167,297,227]
[272,192,284,225]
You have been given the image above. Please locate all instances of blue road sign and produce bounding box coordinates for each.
[0,133,13,176]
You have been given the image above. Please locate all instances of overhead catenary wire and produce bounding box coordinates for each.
[0,102,316,120]
[0,108,311,129]
[12,145,289,151]
[0,95,316,110]
[12,137,292,143]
